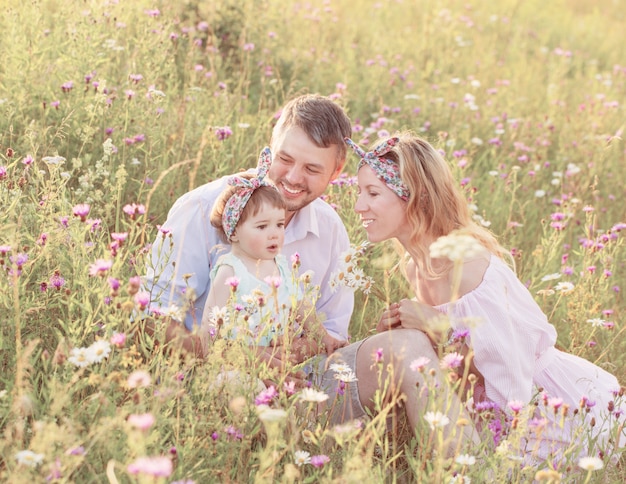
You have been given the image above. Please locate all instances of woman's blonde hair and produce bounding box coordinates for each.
[378,131,510,276]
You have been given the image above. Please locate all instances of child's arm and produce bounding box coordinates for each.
[200,264,235,356]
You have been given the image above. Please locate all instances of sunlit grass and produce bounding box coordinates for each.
[1,0,625,481]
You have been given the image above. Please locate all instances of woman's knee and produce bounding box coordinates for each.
[365,329,435,360]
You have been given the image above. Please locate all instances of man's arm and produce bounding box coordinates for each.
[144,185,225,331]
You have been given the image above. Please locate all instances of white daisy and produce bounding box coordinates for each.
[577,456,603,471]
[424,411,450,430]
[299,388,329,403]
[294,450,311,466]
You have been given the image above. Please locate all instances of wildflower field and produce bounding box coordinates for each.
[1,0,626,481]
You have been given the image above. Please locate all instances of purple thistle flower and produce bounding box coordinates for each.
[10,253,28,268]
[123,203,146,219]
[61,81,74,93]
[50,272,65,290]
[224,425,243,440]
[134,291,150,310]
[72,203,91,221]
[215,126,233,141]
[225,276,240,290]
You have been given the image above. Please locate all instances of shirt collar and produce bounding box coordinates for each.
[285,201,319,244]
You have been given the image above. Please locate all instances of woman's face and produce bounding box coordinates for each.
[355,166,410,243]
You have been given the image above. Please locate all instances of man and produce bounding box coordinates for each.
[144,94,354,367]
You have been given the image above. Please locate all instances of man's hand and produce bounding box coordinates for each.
[163,318,205,359]
[255,344,307,388]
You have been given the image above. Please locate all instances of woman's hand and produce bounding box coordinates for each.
[398,298,448,342]
[376,303,402,333]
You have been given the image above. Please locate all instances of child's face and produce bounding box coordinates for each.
[230,203,286,261]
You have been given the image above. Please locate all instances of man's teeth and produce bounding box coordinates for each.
[362,219,373,227]
[282,184,301,194]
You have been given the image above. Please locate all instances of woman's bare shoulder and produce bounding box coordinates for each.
[457,250,491,297]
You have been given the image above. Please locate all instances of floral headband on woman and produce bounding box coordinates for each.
[344,137,410,201]
[222,147,276,241]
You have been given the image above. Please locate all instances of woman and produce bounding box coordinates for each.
[320,132,625,463]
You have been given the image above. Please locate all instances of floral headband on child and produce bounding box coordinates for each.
[344,137,410,201]
[222,147,275,241]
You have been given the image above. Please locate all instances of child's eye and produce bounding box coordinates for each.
[277,222,285,228]
[257,224,267,230]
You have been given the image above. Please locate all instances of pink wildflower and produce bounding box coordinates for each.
[410,356,431,372]
[127,456,172,477]
[225,277,240,290]
[134,291,150,310]
[440,352,464,370]
[110,332,126,347]
[127,413,156,431]
[127,370,152,388]
[255,385,278,406]
[88,259,113,277]
[311,454,330,468]
[72,203,91,222]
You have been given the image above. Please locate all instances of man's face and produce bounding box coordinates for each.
[268,125,343,221]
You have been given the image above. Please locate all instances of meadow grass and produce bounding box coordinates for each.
[1,0,626,481]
